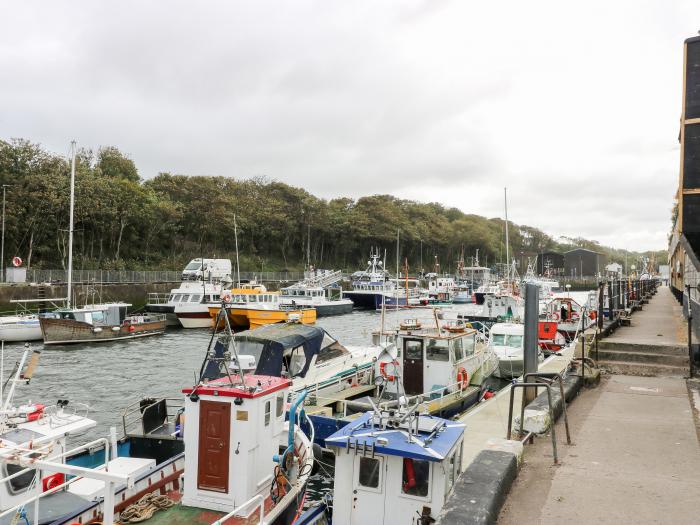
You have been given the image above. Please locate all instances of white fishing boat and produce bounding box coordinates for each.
[298,404,466,525]
[171,281,226,328]
[280,269,353,316]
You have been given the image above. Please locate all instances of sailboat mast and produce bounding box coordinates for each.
[67,141,76,309]
[234,214,241,288]
[504,187,510,283]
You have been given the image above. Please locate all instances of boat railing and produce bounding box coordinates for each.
[210,494,265,525]
[146,292,171,305]
[121,397,185,438]
[302,366,374,405]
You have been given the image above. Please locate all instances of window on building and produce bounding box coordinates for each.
[358,457,381,489]
[401,458,430,497]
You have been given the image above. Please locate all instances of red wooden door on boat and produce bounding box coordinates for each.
[197,400,231,493]
[402,338,424,395]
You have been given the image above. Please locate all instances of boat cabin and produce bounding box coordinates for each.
[373,325,479,397]
[181,374,291,513]
[203,324,352,382]
[326,410,465,525]
[47,303,129,326]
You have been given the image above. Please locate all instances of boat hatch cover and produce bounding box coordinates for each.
[182,374,291,399]
[325,412,465,462]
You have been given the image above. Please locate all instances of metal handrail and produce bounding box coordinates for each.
[507,381,560,464]
[121,397,185,437]
[211,494,265,525]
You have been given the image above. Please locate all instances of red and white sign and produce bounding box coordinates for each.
[11,256,22,267]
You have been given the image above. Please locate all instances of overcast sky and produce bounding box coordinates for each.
[1,1,698,251]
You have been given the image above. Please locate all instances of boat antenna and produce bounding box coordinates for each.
[234,214,241,288]
[381,249,387,340]
[395,229,400,310]
[504,187,510,285]
[67,141,76,309]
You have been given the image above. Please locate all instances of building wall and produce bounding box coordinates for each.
[564,249,605,277]
[538,252,564,275]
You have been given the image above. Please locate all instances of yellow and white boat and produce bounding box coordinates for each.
[208,290,316,329]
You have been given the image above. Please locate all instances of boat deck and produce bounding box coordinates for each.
[136,489,271,525]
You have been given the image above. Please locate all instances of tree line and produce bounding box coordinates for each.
[0,138,665,274]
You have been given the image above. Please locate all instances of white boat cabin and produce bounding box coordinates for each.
[181,374,292,513]
[373,325,483,397]
[326,410,465,525]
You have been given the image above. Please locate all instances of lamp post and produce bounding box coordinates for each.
[0,185,8,283]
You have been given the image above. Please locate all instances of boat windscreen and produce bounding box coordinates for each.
[235,339,266,362]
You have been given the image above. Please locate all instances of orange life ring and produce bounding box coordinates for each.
[589,311,597,320]
[128,325,135,333]
[379,360,399,382]
[457,367,469,388]
[550,312,560,321]
[42,473,65,492]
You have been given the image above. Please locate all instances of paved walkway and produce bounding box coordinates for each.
[499,374,700,524]
[604,285,686,346]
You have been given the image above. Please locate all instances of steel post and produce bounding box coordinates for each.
[523,283,539,404]
[687,284,694,378]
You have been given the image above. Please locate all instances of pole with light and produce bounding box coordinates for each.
[0,185,9,283]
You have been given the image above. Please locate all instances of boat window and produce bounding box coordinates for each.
[445,453,456,495]
[358,456,381,489]
[180,295,190,303]
[276,394,284,418]
[4,463,35,494]
[235,340,265,364]
[491,334,506,346]
[92,310,105,324]
[426,339,449,362]
[190,294,202,303]
[286,346,307,377]
[317,341,348,363]
[172,294,182,302]
[210,295,218,302]
[264,400,271,426]
[507,335,523,348]
[452,339,464,362]
[464,335,475,356]
[401,458,430,497]
[404,340,423,360]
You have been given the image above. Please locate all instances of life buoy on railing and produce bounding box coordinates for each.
[379,360,400,382]
[549,311,560,321]
[128,325,135,333]
[589,311,597,320]
[42,473,65,492]
[457,367,469,389]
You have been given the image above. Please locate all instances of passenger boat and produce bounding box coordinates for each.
[427,275,457,304]
[147,281,227,327]
[280,269,353,316]
[445,282,524,326]
[209,292,316,330]
[175,282,265,328]
[39,303,166,345]
[298,405,466,525]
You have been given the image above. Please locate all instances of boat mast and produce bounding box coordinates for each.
[504,187,510,284]
[234,214,241,288]
[67,141,76,309]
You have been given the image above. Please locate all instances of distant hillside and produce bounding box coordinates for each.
[0,138,665,272]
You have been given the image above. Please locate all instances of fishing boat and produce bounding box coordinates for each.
[0,323,315,525]
[298,405,466,525]
[209,291,316,330]
[39,303,166,345]
[343,251,423,309]
[279,269,353,316]
[174,282,266,328]
[543,292,597,340]
[146,281,223,327]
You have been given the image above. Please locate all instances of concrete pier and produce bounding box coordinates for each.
[596,286,688,376]
[499,374,700,523]
[498,286,700,524]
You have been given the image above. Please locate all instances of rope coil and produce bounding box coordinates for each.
[118,491,175,523]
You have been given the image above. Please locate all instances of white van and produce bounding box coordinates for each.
[181,258,232,281]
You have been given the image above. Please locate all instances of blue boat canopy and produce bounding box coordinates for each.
[325,412,465,462]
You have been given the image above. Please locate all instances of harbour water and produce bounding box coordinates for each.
[8,306,457,442]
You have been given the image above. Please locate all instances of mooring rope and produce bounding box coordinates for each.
[118,491,175,523]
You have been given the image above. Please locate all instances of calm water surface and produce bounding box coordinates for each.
[7,305,463,442]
